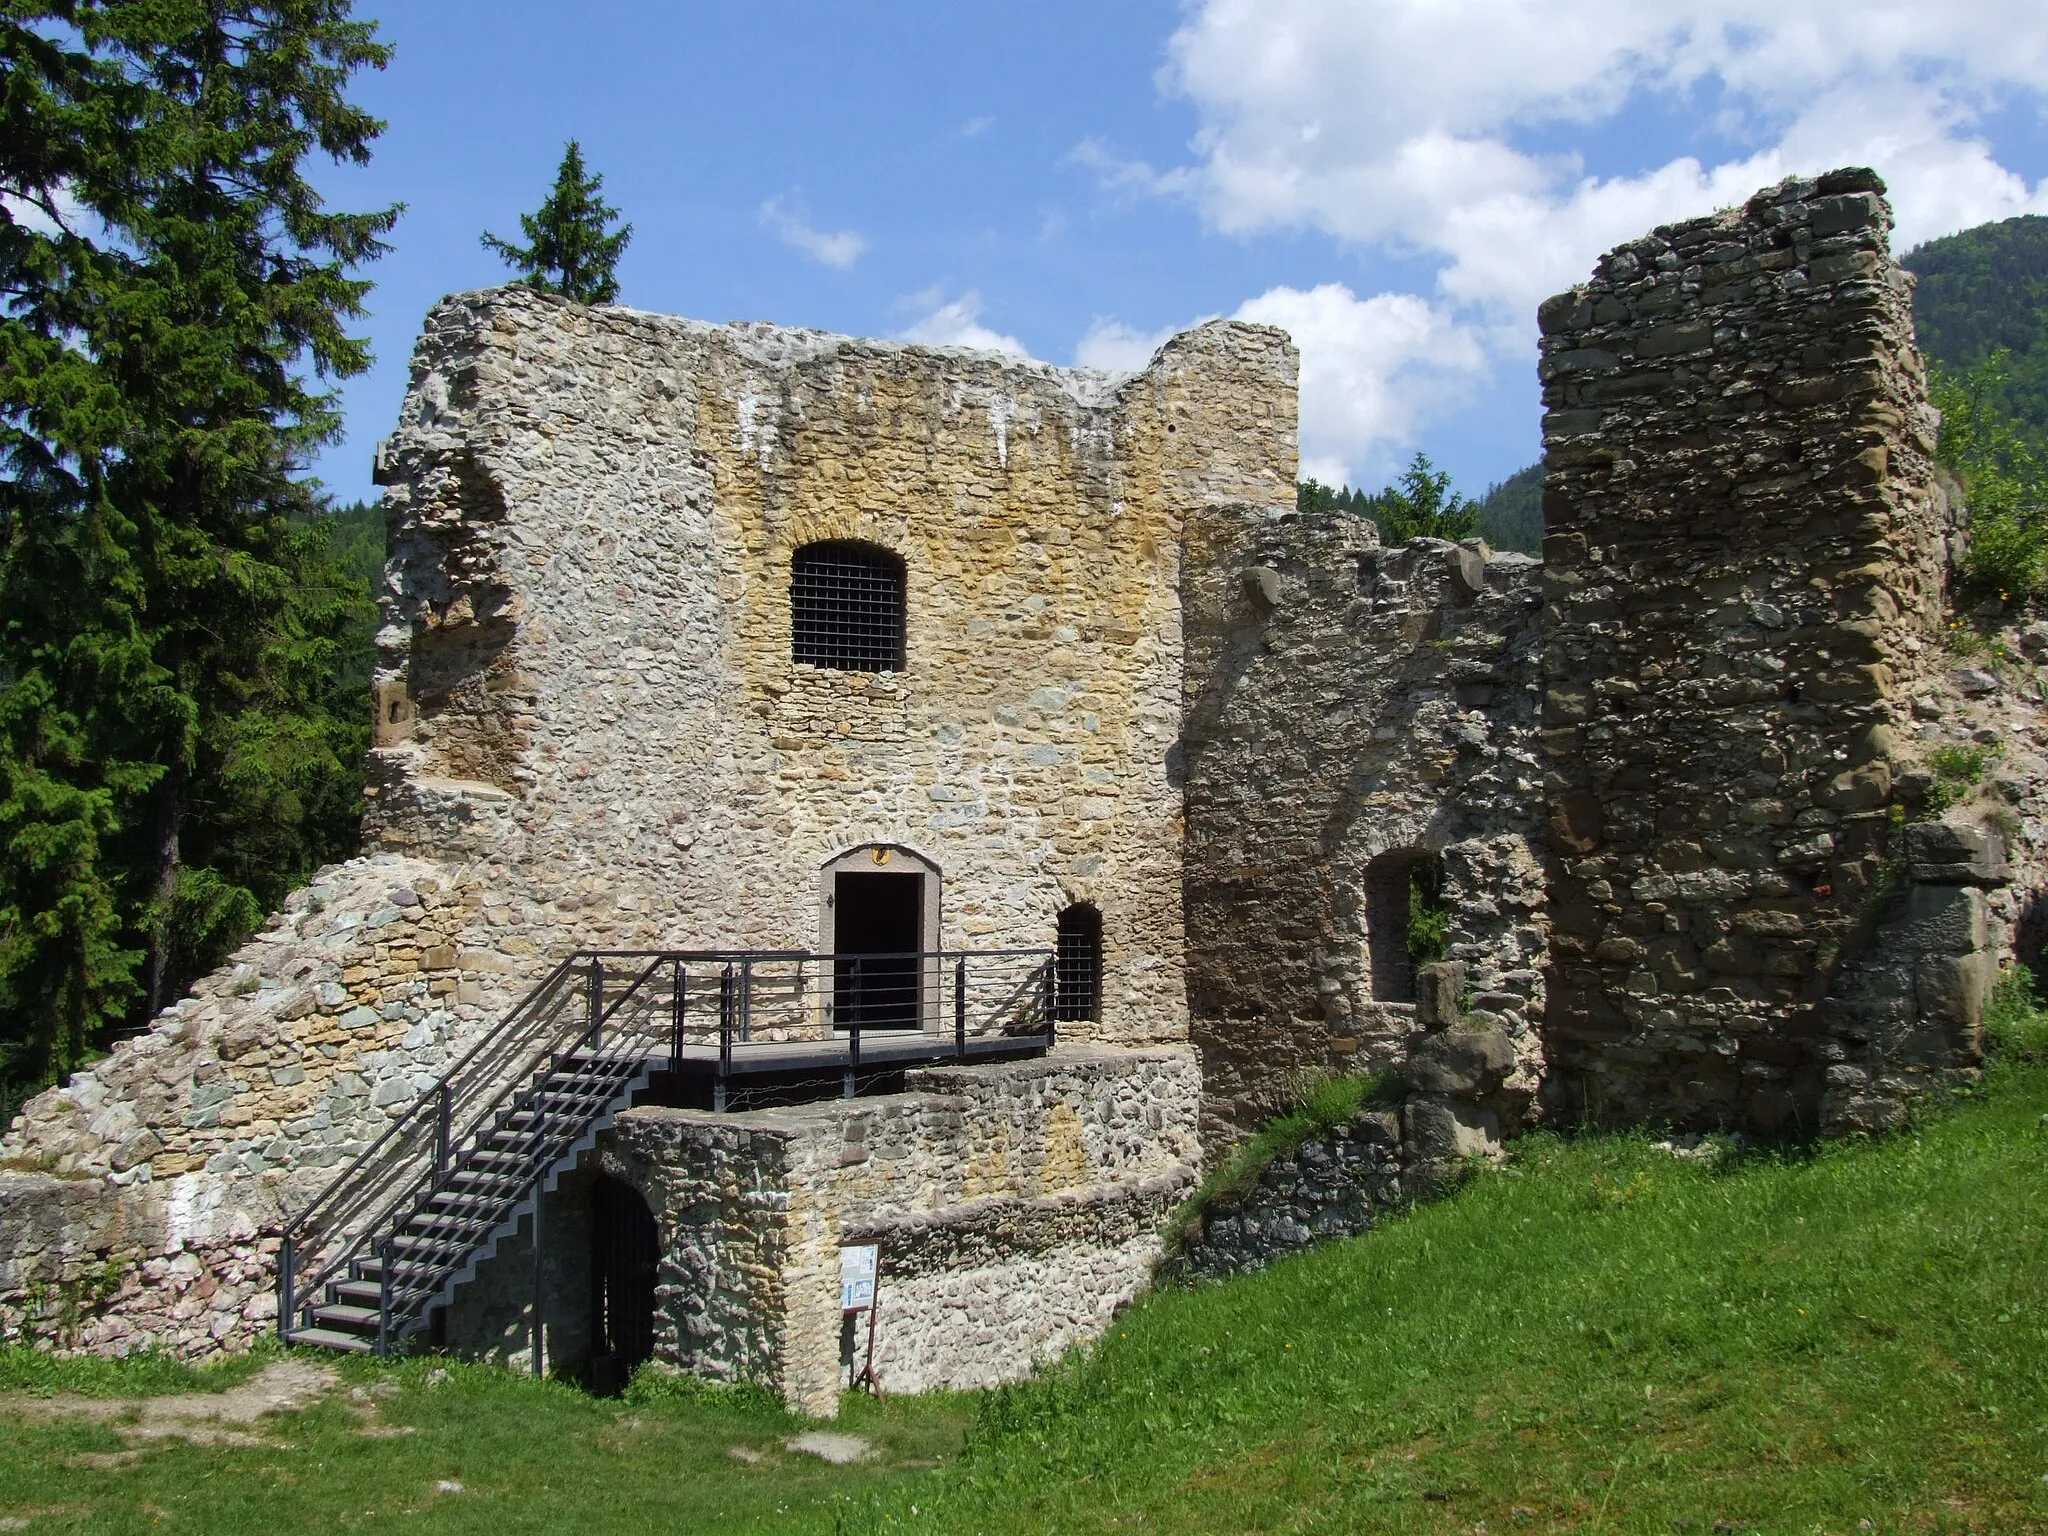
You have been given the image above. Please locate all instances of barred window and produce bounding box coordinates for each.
[1055,904,1102,1023]
[791,541,906,672]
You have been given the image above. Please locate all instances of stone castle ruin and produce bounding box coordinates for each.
[2,169,2032,1414]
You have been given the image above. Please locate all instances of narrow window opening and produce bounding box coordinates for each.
[1055,904,1103,1022]
[1365,850,1449,1002]
[792,541,906,672]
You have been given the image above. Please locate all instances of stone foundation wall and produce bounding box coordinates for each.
[597,1046,1199,1415]
[1181,509,1547,1147]
[1170,1110,1406,1282]
[1538,170,1952,1132]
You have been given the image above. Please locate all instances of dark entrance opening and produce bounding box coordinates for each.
[833,871,924,1030]
[589,1174,658,1396]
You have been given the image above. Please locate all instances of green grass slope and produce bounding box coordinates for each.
[5,1071,2047,1533]
[840,1069,2048,1533]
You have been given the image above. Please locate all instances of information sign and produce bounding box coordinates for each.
[840,1244,878,1312]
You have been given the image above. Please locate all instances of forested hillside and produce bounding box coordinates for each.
[1904,214,2048,442]
[0,8,396,1114]
[1474,463,1542,554]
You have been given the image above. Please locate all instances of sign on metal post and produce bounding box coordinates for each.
[840,1244,878,1312]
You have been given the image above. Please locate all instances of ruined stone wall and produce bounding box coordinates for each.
[1538,171,1951,1132]
[596,1046,1199,1416]
[1,293,1294,1359]
[1180,511,1547,1146]
[0,855,530,1356]
[366,289,1298,1045]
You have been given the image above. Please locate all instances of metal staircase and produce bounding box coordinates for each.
[278,945,1056,1356]
[279,953,671,1354]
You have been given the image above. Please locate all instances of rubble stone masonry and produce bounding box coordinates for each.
[1180,511,1548,1145]
[0,168,2023,1387]
[2,292,1297,1361]
[1537,170,1953,1132]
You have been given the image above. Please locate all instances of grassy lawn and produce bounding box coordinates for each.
[5,1068,2048,1533]
[0,1351,969,1532]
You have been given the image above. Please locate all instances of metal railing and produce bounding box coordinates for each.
[278,945,1054,1350]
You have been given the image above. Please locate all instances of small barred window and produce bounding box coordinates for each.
[1055,904,1103,1023]
[791,541,906,672]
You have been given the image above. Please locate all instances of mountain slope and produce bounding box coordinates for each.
[1905,214,2048,442]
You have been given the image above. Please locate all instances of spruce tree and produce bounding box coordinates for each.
[1365,453,1480,544]
[482,140,633,304]
[0,2,396,1092]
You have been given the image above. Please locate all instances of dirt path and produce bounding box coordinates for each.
[0,1359,338,1448]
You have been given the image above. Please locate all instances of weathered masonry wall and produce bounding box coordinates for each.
[1538,170,1952,1133]
[2,296,1294,1359]
[594,1046,1199,1416]
[1181,510,1547,1146]
[366,290,1299,1048]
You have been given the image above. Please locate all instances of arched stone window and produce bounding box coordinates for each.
[1054,904,1103,1022]
[1364,849,1449,1002]
[791,541,906,672]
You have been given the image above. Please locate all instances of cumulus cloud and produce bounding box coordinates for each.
[1065,1,2048,483]
[1074,316,1191,372]
[759,194,868,269]
[1161,0,2048,321]
[1232,285,1492,485]
[896,287,1030,357]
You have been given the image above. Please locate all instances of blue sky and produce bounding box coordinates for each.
[310,1,2048,508]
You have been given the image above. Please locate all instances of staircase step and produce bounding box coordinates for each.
[309,1302,382,1331]
[284,1033,655,1362]
[287,1326,373,1353]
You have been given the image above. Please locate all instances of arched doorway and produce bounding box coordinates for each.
[590,1174,659,1393]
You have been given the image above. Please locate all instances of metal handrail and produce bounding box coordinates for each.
[279,945,1056,1348]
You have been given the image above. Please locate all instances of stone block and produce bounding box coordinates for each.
[1903,822,2008,887]
[1402,1096,1499,1161]
[1914,953,1994,1045]
[1414,962,1466,1029]
[1406,1026,1515,1096]
[1882,884,1989,957]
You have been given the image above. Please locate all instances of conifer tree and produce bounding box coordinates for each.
[481,140,633,305]
[1366,453,1480,544]
[0,2,396,1093]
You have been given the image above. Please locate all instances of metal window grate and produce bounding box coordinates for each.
[1055,905,1102,1022]
[792,541,905,672]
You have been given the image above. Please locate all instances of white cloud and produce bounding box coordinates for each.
[1068,138,1190,201]
[759,194,868,269]
[1062,1,2048,483]
[1157,0,2048,320]
[1232,284,1491,485]
[896,287,1030,357]
[1074,316,1191,372]
[960,116,995,138]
